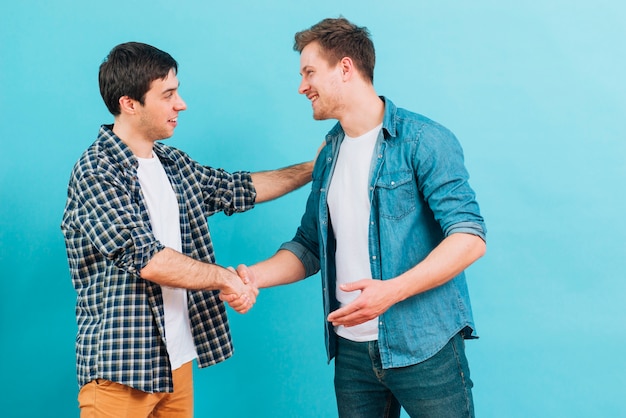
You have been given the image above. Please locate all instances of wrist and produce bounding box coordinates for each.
[213,265,234,293]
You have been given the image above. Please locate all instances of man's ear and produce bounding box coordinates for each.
[339,57,354,80]
[119,96,138,115]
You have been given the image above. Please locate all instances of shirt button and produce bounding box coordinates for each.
[391,181,395,186]
[372,256,377,260]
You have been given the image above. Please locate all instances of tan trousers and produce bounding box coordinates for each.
[78,362,193,418]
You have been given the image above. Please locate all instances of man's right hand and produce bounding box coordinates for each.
[218,266,258,314]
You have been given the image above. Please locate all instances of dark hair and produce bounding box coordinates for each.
[98,42,178,115]
[294,17,375,83]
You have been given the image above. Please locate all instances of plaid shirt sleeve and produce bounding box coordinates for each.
[168,147,257,218]
[64,156,164,275]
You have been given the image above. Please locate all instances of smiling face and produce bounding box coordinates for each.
[135,68,187,141]
[298,42,345,121]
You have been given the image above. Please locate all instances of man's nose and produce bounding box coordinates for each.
[298,78,309,95]
[176,95,187,111]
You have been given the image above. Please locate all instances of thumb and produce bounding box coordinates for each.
[235,264,250,284]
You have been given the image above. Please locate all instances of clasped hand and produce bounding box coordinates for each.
[218,265,258,314]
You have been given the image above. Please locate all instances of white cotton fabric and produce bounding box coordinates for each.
[327,124,381,342]
[137,153,198,370]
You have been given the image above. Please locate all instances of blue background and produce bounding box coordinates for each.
[1,1,625,417]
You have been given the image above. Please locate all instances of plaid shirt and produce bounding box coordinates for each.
[61,125,256,393]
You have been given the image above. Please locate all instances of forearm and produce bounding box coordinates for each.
[251,161,314,203]
[251,249,307,288]
[391,233,486,302]
[327,233,485,327]
[140,247,238,293]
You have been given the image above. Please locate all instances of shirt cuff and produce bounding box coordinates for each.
[444,221,486,242]
[278,241,320,278]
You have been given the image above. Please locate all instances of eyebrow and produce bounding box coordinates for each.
[161,82,180,95]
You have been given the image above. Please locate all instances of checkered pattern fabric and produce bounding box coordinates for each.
[61,125,256,393]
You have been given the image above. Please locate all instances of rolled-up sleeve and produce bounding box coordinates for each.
[279,240,320,278]
[415,124,487,243]
[277,163,326,278]
[64,168,163,276]
[179,151,257,217]
[444,221,486,242]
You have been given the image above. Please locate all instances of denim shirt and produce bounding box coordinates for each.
[280,97,486,368]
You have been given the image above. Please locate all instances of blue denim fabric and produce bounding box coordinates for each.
[280,97,486,368]
[334,333,474,418]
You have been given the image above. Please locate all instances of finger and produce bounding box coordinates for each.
[221,291,249,308]
[236,305,251,314]
[339,279,368,292]
[233,265,250,284]
[327,303,360,322]
[329,311,371,327]
[229,295,249,311]
[219,292,239,303]
[233,297,253,314]
[236,264,251,284]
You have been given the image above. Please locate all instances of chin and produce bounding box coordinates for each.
[313,111,329,121]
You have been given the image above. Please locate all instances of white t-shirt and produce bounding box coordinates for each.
[327,124,382,342]
[137,153,198,370]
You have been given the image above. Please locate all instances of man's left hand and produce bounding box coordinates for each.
[327,279,399,327]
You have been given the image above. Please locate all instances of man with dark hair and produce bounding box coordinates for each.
[230,18,486,417]
[61,41,313,417]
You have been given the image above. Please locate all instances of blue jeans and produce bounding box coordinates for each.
[334,333,474,418]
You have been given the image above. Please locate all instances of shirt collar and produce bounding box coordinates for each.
[98,124,177,168]
[380,96,398,139]
[326,96,398,142]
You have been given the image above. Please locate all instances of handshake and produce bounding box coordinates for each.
[218,264,258,314]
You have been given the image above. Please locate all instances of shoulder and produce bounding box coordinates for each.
[153,142,195,168]
[71,139,109,178]
[393,109,460,152]
[382,97,456,145]
[154,141,186,159]
[69,135,130,188]
[396,107,452,134]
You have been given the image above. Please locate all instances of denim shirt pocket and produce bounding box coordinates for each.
[374,170,417,220]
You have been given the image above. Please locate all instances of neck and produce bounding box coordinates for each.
[112,119,154,158]
[338,88,384,138]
